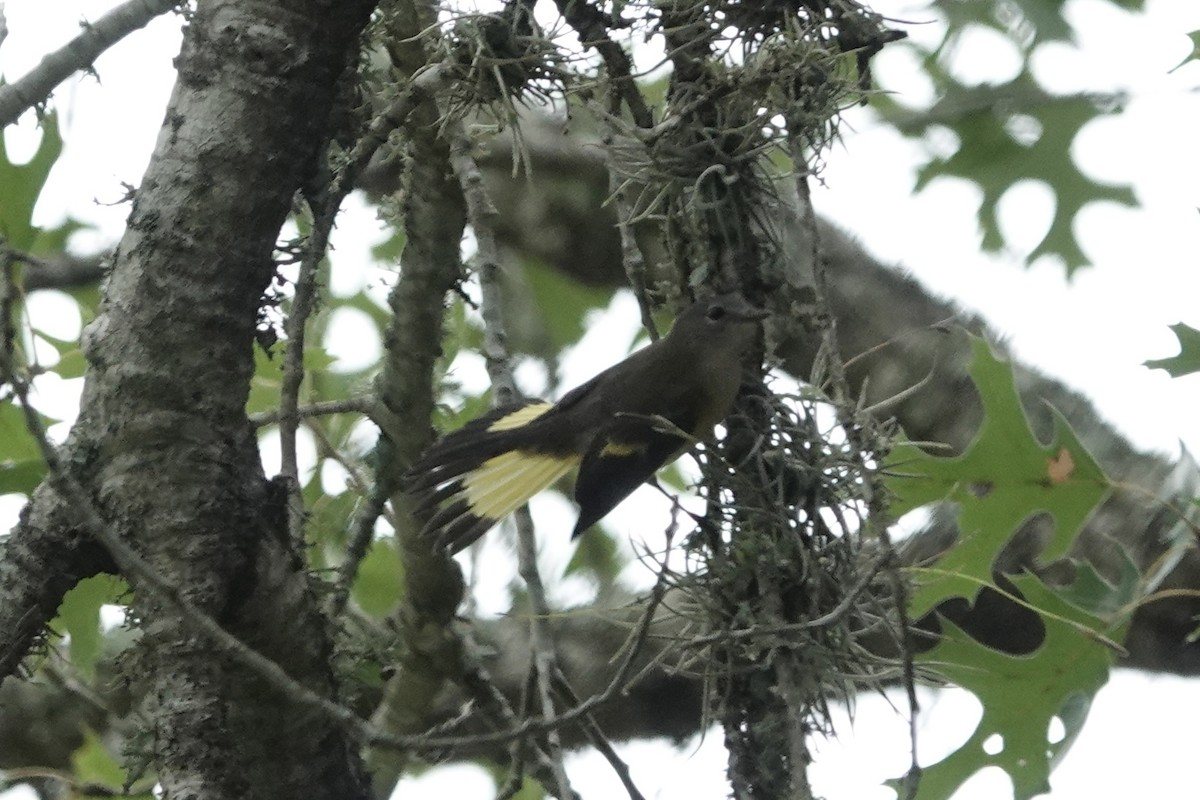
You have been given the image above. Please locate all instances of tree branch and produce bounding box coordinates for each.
[3,0,381,797]
[0,0,181,127]
[468,121,1200,675]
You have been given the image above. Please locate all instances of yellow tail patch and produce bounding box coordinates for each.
[462,449,576,521]
[487,402,555,432]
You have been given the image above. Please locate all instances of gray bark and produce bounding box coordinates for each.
[4,25,1197,793]
[0,0,378,797]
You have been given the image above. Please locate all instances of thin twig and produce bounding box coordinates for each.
[603,132,660,340]
[788,135,923,797]
[444,121,519,402]
[342,63,450,191]
[331,489,388,616]
[515,507,574,799]
[0,245,16,371]
[0,0,182,127]
[444,110,575,797]
[553,0,653,127]
[839,316,960,374]
[281,62,451,595]
[278,206,330,541]
[0,351,384,750]
[551,669,647,800]
[860,358,939,417]
[249,396,374,427]
[678,554,891,650]
[454,653,583,800]
[495,742,529,800]
[42,650,154,730]
[304,418,407,616]
[393,560,673,752]
[304,417,372,494]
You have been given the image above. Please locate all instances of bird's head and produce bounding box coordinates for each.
[671,292,768,357]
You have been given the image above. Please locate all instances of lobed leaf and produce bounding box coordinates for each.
[887,334,1109,617]
[1144,322,1200,378]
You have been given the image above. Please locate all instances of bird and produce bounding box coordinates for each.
[404,292,766,554]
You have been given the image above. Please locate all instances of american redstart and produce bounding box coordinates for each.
[405,293,766,553]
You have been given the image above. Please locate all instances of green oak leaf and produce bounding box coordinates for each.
[1169,31,1200,73]
[71,727,129,792]
[1144,322,1200,378]
[933,0,1069,45]
[892,568,1127,800]
[0,113,63,251]
[0,400,55,493]
[50,574,129,681]
[246,340,336,416]
[881,65,1135,274]
[564,526,621,587]
[919,75,1134,273]
[352,538,405,617]
[887,334,1109,617]
[505,255,614,367]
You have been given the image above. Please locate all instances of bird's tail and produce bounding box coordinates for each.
[404,401,577,553]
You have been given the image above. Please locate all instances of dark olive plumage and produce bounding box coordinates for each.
[404,293,765,553]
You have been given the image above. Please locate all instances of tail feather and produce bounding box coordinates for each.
[404,400,577,553]
[420,451,572,553]
[462,450,572,519]
[425,498,472,536]
[406,455,490,492]
[412,479,465,517]
[405,438,524,491]
[435,511,500,554]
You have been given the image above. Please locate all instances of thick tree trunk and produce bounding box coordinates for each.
[0,0,377,797]
[5,44,1197,791]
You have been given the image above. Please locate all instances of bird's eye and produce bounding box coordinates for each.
[706,304,726,321]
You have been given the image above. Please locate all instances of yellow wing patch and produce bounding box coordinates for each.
[488,402,555,432]
[599,440,644,458]
[463,449,577,520]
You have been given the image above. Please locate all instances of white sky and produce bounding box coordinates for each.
[2,0,1199,798]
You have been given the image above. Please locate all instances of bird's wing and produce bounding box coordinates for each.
[571,412,692,538]
[404,400,579,553]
